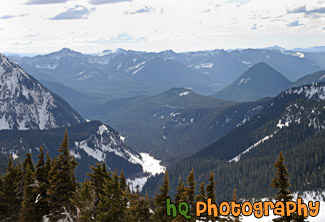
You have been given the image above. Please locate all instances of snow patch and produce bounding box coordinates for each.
[179,91,191,96]
[194,62,214,69]
[238,78,251,85]
[229,132,277,162]
[127,153,166,192]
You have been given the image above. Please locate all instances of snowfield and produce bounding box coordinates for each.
[127,152,166,192]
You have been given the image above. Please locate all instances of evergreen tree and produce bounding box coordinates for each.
[0,171,5,221]
[35,147,50,220]
[87,162,110,219]
[72,180,96,222]
[175,177,186,204]
[127,192,152,222]
[97,169,126,221]
[206,172,216,202]
[44,151,52,179]
[195,181,206,202]
[1,157,22,221]
[185,169,196,221]
[19,164,37,222]
[154,171,172,222]
[270,151,293,222]
[173,177,187,222]
[47,130,78,222]
[227,188,242,222]
[120,169,127,192]
[23,153,35,173]
[195,182,206,221]
[206,171,218,221]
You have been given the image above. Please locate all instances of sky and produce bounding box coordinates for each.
[0,0,324,54]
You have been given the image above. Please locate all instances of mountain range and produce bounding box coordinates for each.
[144,83,325,199]
[2,48,325,205]
[89,87,272,162]
[0,54,152,182]
[8,47,324,99]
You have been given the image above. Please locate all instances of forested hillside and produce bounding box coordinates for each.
[144,83,325,200]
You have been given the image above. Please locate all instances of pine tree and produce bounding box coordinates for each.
[120,169,127,192]
[35,147,50,220]
[206,171,218,221]
[44,151,52,179]
[19,163,37,222]
[23,153,35,173]
[127,192,152,222]
[87,162,110,219]
[270,151,293,222]
[173,177,187,222]
[47,130,78,222]
[154,171,172,222]
[206,172,216,202]
[72,180,96,222]
[195,181,206,202]
[1,157,22,221]
[175,177,186,204]
[97,169,126,221]
[195,182,206,221]
[227,188,242,222]
[0,171,6,221]
[185,169,196,221]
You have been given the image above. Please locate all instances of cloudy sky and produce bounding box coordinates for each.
[0,0,324,54]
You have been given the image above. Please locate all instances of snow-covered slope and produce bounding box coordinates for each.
[0,53,84,130]
[0,120,144,181]
[71,124,142,164]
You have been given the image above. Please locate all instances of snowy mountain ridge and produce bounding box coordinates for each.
[71,123,142,164]
[0,53,84,130]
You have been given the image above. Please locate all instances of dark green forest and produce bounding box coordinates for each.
[0,130,318,222]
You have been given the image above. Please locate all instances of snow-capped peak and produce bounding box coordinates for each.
[71,124,142,164]
[0,54,84,130]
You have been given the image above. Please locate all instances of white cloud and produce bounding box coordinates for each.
[0,0,323,53]
[50,5,94,20]
[26,0,68,5]
[88,0,132,5]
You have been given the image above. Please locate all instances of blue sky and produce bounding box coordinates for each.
[0,0,324,53]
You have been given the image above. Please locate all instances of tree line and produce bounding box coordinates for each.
[0,131,310,221]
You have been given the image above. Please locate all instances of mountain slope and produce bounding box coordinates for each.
[212,62,292,102]
[90,88,271,162]
[0,121,144,181]
[144,83,325,199]
[292,70,325,87]
[133,58,209,86]
[39,80,109,117]
[0,54,85,130]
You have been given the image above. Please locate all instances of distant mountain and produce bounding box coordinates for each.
[90,88,271,162]
[132,58,208,87]
[39,80,109,118]
[0,53,85,130]
[292,70,325,87]
[0,121,144,181]
[293,46,325,53]
[144,83,325,199]
[212,62,292,102]
[176,49,321,82]
[8,48,323,102]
